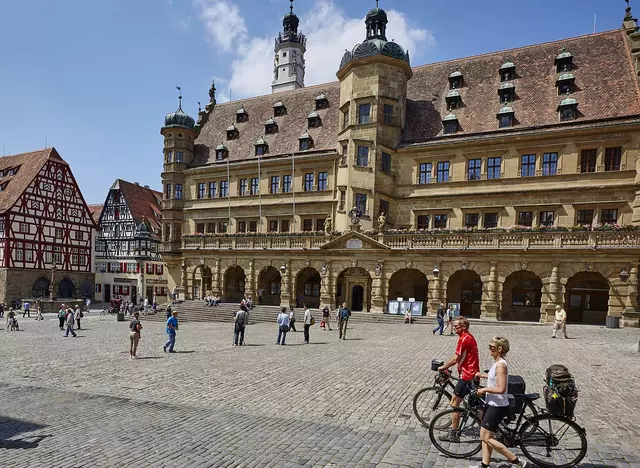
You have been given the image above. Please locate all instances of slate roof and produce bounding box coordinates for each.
[0,148,67,213]
[116,180,163,239]
[193,29,640,165]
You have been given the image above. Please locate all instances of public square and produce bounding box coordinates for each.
[1,314,639,467]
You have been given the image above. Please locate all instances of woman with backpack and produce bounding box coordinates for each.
[472,337,529,468]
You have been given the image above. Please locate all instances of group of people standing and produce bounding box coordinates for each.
[57,304,83,337]
[433,302,455,336]
[273,302,351,345]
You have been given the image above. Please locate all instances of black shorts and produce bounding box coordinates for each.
[453,379,474,398]
[481,405,509,432]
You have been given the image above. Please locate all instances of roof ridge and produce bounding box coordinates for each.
[215,80,340,107]
[411,29,622,72]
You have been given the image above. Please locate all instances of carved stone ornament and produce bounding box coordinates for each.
[586,263,594,272]
[351,260,357,267]
[320,264,328,276]
[375,262,382,277]
[406,261,413,269]
[305,259,311,267]
[199,257,205,265]
[232,258,237,265]
[268,259,273,266]
[462,261,469,270]
[521,261,528,270]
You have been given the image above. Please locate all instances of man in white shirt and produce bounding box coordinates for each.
[276,307,290,345]
[552,305,568,339]
[143,297,149,316]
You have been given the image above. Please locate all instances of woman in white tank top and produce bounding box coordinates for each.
[472,337,529,468]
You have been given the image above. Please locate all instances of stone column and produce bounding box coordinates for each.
[320,261,333,308]
[623,266,640,327]
[245,259,255,298]
[429,270,442,316]
[482,262,499,320]
[371,261,385,313]
[542,263,560,323]
[212,259,221,296]
[280,261,292,307]
[179,260,187,301]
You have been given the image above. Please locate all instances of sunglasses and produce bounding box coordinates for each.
[488,345,498,351]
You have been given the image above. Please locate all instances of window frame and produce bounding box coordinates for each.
[174,184,183,200]
[197,183,206,199]
[239,179,248,196]
[542,152,558,176]
[219,181,229,197]
[357,103,371,124]
[208,181,217,198]
[355,193,367,216]
[283,175,292,193]
[418,163,432,184]
[483,213,499,229]
[434,214,448,229]
[521,154,536,177]
[417,215,430,230]
[317,172,328,191]
[517,211,534,227]
[304,173,314,192]
[436,161,450,183]
[383,104,393,125]
[604,147,622,171]
[577,209,593,226]
[465,213,479,228]
[250,178,259,195]
[467,159,481,181]
[270,176,279,194]
[356,146,369,167]
[601,208,618,224]
[539,211,555,227]
[487,157,501,180]
[381,152,391,174]
[580,149,597,173]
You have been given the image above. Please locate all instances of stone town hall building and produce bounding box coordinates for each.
[160,2,640,327]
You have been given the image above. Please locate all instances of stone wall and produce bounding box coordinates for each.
[0,268,94,304]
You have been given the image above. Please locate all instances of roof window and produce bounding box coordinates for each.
[236,106,248,123]
[226,124,239,141]
[442,113,459,135]
[308,111,322,128]
[446,90,462,110]
[264,118,278,135]
[497,106,515,128]
[556,73,575,95]
[554,47,573,72]
[215,143,229,161]
[254,137,269,156]
[273,101,287,117]
[498,82,515,103]
[499,57,516,82]
[299,131,313,151]
[449,68,463,89]
[315,93,329,110]
[558,96,578,122]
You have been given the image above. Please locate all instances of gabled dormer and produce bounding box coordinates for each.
[236,106,249,123]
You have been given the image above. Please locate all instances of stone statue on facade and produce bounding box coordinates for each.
[324,215,332,234]
[49,264,58,301]
[378,212,388,232]
[180,260,187,288]
[209,80,217,105]
[348,205,362,230]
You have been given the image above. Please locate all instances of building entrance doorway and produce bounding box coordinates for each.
[104,284,111,303]
[351,285,364,311]
[131,286,137,305]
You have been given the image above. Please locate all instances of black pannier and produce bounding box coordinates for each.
[544,364,578,418]
[507,375,526,415]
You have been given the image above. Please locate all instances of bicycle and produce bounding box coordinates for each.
[428,387,587,468]
[413,366,538,429]
[100,306,119,316]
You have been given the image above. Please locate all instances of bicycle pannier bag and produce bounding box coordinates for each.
[507,375,526,415]
[431,360,444,372]
[544,364,578,418]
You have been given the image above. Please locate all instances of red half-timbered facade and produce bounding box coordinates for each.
[0,148,96,304]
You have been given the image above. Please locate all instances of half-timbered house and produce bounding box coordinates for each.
[94,179,167,304]
[0,148,95,304]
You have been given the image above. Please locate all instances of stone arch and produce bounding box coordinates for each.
[82,279,93,299]
[58,277,76,299]
[258,266,281,306]
[32,277,50,298]
[501,270,542,322]
[295,267,321,309]
[565,271,609,325]
[192,264,213,300]
[388,268,429,315]
[224,265,246,303]
[336,267,372,312]
[446,270,482,318]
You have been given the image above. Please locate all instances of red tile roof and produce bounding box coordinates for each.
[88,204,103,225]
[0,148,67,213]
[194,29,640,163]
[116,180,162,238]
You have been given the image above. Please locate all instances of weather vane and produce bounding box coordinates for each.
[376,0,379,8]
[176,86,182,109]
[290,0,294,13]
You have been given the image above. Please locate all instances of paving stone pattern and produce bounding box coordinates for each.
[0,313,639,467]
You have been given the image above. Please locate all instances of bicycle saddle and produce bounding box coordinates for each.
[514,393,540,401]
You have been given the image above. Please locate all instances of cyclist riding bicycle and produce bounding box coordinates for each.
[437,316,480,442]
[471,336,529,468]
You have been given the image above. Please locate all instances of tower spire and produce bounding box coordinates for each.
[176,86,182,110]
[290,0,294,14]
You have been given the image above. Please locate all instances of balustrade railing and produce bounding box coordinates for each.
[179,230,640,251]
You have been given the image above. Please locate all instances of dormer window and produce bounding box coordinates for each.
[554,47,573,72]
[236,106,248,123]
[442,113,459,135]
[497,106,515,128]
[498,82,515,103]
[299,131,313,151]
[558,97,578,122]
[446,90,462,110]
[273,101,286,117]
[255,137,269,156]
[308,111,322,128]
[449,68,463,89]
[226,124,239,140]
[215,143,228,161]
[315,93,329,110]
[264,118,278,135]
[499,58,516,82]
[556,73,575,95]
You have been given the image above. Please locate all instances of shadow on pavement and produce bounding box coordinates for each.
[0,416,49,450]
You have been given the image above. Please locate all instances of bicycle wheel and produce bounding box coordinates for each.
[413,386,452,427]
[428,408,482,458]
[100,309,107,316]
[519,414,587,468]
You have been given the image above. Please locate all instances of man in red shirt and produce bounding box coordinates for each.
[438,316,480,442]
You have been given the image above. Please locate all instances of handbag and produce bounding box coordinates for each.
[310,316,316,326]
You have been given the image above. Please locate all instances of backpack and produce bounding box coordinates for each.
[506,375,526,416]
[544,364,578,418]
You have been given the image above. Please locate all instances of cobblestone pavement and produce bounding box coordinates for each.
[0,314,639,467]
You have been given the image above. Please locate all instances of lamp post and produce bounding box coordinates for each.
[432,265,440,278]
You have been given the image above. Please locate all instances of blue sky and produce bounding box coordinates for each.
[0,0,628,204]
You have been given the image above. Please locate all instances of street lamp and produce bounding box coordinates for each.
[279,264,287,274]
[433,265,440,278]
[620,267,629,283]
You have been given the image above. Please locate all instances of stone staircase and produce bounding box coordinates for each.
[146,300,436,325]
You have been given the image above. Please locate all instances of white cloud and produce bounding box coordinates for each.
[197,0,248,52]
[197,0,435,99]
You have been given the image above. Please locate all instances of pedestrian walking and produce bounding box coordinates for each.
[85,297,91,313]
[276,307,290,345]
[0,302,5,318]
[288,307,297,332]
[433,303,446,335]
[58,305,66,330]
[471,337,529,468]
[443,304,455,335]
[234,305,248,346]
[437,317,480,443]
[551,304,568,339]
[303,305,312,344]
[166,305,173,319]
[338,302,350,340]
[64,308,77,337]
[163,310,179,353]
[321,304,332,330]
[258,288,264,305]
[6,310,19,331]
[22,301,31,318]
[143,297,149,316]
[75,305,83,329]
[35,304,43,321]
[129,312,142,359]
